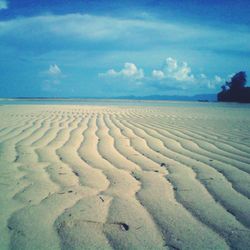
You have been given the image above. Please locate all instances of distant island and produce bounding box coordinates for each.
[217,71,250,103]
[112,94,216,102]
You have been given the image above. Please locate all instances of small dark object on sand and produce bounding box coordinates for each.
[119,223,129,231]
[73,171,79,177]
[160,163,166,167]
[99,196,105,202]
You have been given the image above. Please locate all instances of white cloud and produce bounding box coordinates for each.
[214,75,223,83]
[149,57,226,91]
[48,64,62,76]
[195,73,224,89]
[41,64,64,91]
[0,0,8,10]
[200,73,207,79]
[206,75,224,89]
[164,57,178,72]
[100,62,144,80]
[100,57,225,93]
[152,57,194,82]
[152,70,165,80]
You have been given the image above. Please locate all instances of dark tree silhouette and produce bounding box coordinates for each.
[217,71,250,103]
[227,71,246,90]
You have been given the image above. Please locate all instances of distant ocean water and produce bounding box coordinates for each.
[0,98,250,108]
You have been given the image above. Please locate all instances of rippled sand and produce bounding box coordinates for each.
[0,104,250,250]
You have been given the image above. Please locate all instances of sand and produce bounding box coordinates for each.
[0,104,250,250]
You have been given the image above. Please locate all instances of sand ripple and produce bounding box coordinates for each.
[0,105,250,250]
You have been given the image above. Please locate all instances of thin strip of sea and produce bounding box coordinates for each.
[0,98,250,109]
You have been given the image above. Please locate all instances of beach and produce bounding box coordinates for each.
[0,103,250,250]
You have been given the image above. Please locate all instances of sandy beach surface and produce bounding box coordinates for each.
[0,103,250,250]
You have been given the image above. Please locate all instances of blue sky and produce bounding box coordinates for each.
[0,0,249,97]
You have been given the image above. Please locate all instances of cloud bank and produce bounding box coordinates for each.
[100,57,225,92]
[151,57,225,90]
[0,13,249,55]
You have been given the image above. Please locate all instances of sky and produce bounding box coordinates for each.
[0,0,249,97]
